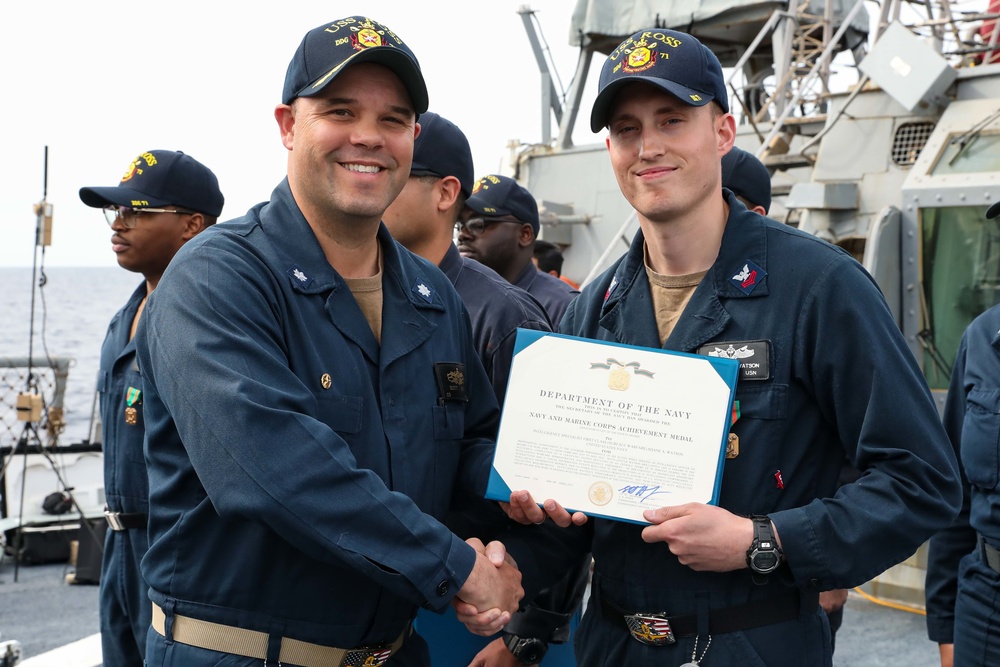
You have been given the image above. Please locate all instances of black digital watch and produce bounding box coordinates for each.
[746,514,783,584]
[503,633,548,665]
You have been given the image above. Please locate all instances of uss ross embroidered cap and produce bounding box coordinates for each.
[410,111,475,198]
[282,16,428,115]
[721,146,772,214]
[79,150,224,217]
[988,200,1000,219]
[466,175,540,235]
[590,28,729,132]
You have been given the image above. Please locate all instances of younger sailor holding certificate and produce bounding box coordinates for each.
[484,27,962,666]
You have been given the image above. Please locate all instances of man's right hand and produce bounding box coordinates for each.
[453,538,523,636]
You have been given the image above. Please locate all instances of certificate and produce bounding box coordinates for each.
[486,330,739,524]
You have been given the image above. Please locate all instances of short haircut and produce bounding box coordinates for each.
[533,239,564,275]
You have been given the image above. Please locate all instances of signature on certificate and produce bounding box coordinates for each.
[618,484,671,503]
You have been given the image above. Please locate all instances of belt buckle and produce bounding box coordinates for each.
[624,613,675,646]
[104,509,124,532]
[341,646,393,666]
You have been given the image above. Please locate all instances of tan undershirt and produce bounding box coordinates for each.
[343,252,384,345]
[644,243,707,346]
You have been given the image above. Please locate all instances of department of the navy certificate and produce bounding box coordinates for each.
[486,330,739,525]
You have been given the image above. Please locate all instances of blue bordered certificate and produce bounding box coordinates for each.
[486,329,739,525]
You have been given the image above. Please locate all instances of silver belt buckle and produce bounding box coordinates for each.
[341,647,393,666]
[104,509,125,532]
[624,613,675,646]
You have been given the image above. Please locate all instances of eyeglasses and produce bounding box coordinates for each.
[103,205,197,229]
[454,216,523,237]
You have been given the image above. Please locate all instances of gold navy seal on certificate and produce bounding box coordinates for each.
[486,330,740,524]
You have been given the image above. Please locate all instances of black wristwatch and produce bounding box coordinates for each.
[503,633,548,665]
[746,514,783,584]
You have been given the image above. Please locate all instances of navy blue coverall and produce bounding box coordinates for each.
[136,181,504,667]
[97,282,152,666]
[513,191,961,666]
[926,303,1000,664]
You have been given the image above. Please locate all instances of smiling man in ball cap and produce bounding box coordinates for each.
[134,17,522,667]
[79,149,222,667]
[499,26,960,667]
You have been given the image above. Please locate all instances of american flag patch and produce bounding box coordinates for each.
[624,614,675,645]
[343,647,392,666]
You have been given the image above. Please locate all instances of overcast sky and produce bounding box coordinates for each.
[0,1,600,268]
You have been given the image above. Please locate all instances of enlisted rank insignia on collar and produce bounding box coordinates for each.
[697,340,771,381]
[286,265,313,288]
[412,278,434,303]
[731,259,766,295]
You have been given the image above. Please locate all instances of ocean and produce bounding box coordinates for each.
[1,266,137,446]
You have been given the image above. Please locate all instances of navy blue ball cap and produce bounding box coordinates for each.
[590,28,728,132]
[466,175,539,235]
[79,150,224,217]
[988,200,1000,219]
[721,146,771,214]
[411,111,474,198]
[282,16,428,114]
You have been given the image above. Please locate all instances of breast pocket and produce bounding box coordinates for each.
[724,384,788,513]
[962,387,1000,490]
[315,393,363,436]
[432,403,466,440]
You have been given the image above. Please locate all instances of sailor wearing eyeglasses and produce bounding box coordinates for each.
[457,174,579,327]
[78,149,223,667]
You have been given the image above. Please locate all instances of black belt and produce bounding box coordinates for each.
[104,509,147,531]
[601,589,818,646]
[980,535,1000,574]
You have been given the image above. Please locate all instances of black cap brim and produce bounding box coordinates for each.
[79,186,172,210]
[590,78,715,132]
[294,48,428,114]
[988,200,1000,219]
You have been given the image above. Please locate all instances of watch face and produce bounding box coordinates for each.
[511,637,547,664]
[752,550,779,572]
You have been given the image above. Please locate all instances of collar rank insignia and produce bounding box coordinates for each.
[412,278,434,303]
[730,259,766,295]
[286,265,313,289]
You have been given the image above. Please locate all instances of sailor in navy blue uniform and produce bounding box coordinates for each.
[79,149,224,666]
[457,175,579,327]
[384,111,552,401]
[136,18,523,667]
[926,199,1000,667]
[497,28,961,667]
[384,112,585,667]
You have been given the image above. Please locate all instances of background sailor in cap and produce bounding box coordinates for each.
[135,16,522,667]
[383,112,586,667]
[457,174,579,327]
[495,26,961,666]
[79,148,223,666]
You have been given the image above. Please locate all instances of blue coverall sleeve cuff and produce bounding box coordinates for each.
[769,508,833,591]
[925,613,955,644]
[421,534,477,612]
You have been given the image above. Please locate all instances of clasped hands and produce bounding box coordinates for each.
[452,538,524,636]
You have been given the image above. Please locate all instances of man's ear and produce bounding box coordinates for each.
[436,176,462,213]
[181,213,206,240]
[717,111,736,156]
[275,103,296,151]
[519,224,535,248]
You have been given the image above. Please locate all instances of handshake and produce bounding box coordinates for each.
[452,538,524,636]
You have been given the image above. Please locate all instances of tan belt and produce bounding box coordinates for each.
[151,602,405,667]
